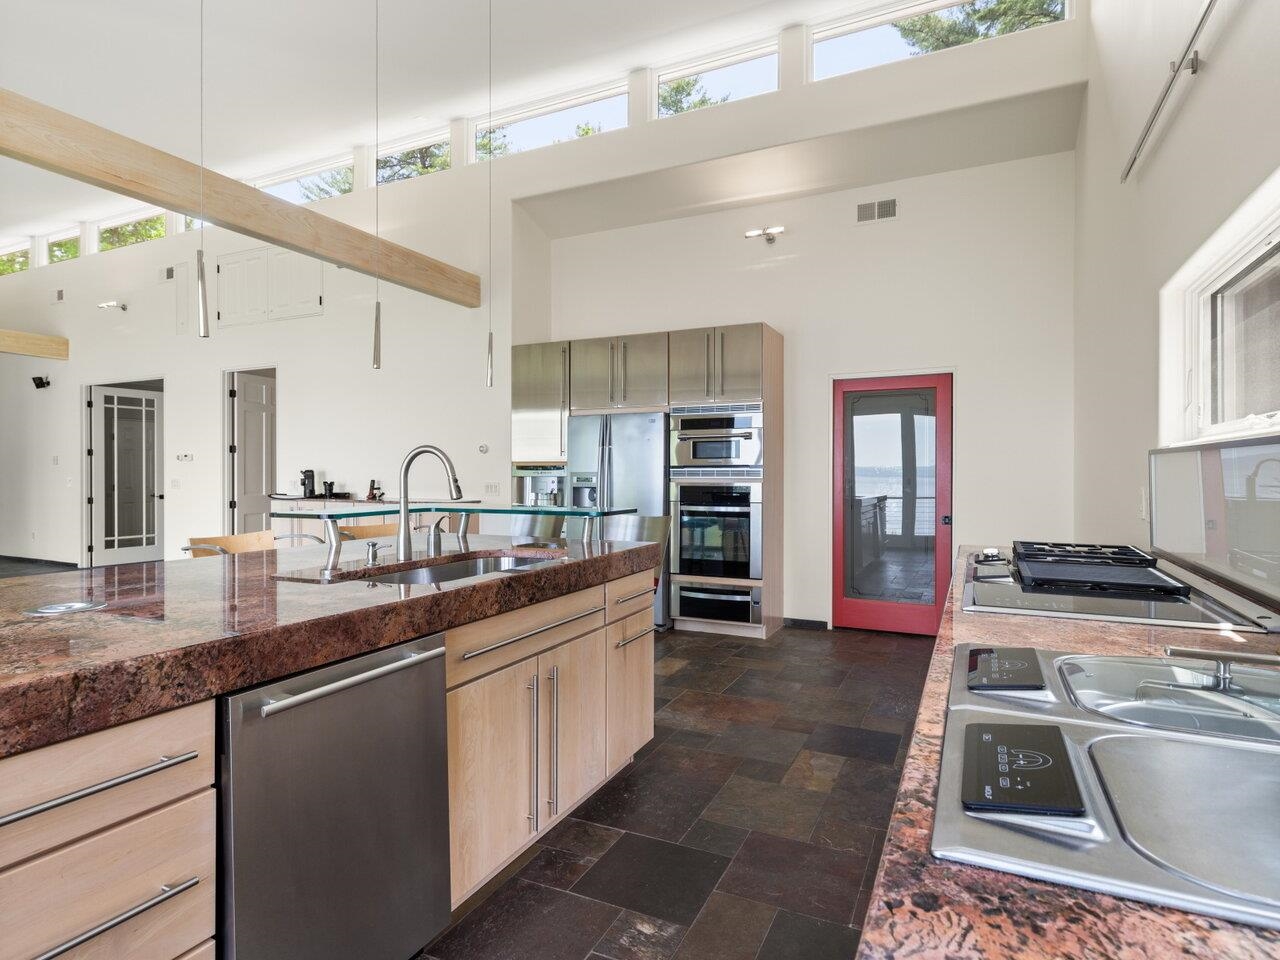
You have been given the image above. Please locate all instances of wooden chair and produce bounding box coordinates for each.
[337,522,401,540]
[181,530,324,557]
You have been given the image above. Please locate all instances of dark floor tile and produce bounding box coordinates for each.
[665,729,715,750]
[780,750,846,794]
[671,891,775,960]
[756,909,861,960]
[701,776,826,841]
[593,910,687,960]
[573,832,731,926]
[539,816,625,859]
[863,689,921,722]
[804,723,900,765]
[655,696,674,711]
[654,656,691,677]
[810,806,882,857]
[0,557,75,579]
[574,744,740,841]
[733,758,790,783]
[680,818,749,858]
[427,877,618,960]
[722,674,806,703]
[772,716,816,735]
[655,690,784,735]
[704,722,808,766]
[818,763,903,836]
[717,832,866,924]
[518,846,596,889]
[776,698,870,729]
[859,713,909,736]
[723,656,785,673]
[773,663,851,687]
[665,661,748,694]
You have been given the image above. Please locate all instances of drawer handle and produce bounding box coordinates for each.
[462,607,604,661]
[617,628,651,648]
[615,588,655,605]
[261,647,444,718]
[0,751,200,828]
[33,877,200,960]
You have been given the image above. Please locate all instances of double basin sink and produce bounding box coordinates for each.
[361,555,558,587]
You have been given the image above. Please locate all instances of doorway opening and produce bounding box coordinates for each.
[85,378,165,567]
[832,373,952,635]
[225,368,278,534]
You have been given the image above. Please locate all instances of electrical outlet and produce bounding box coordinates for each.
[51,455,59,466]
[171,479,180,490]
[484,481,501,496]
[1138,486,1149,522]
[176,453,194,462]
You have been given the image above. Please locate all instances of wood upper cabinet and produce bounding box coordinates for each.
[668,323,764,404]
[606,610,655,773]
[539,629,607,819]
[447,658,538,903]
[570,334,668,410]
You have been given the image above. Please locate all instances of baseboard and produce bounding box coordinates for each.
[783,617,828,631]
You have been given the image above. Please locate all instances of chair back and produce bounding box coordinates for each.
[186,530,276,557]
[599,515,671,552]
[510,514,567,540]
[337,522,401,539]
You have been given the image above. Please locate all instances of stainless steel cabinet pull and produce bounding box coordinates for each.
[608,341,615,404]
[547,665,560,816]
[560,346,568,457]
[33,877,200,960]
[527,673,539,832]
[0,751,199,828]
[616,588,655,604]
[621,341,628,402]
[705,332,712,399]
[461,607,604,660]
[681,590,753,602]
[675,432,755,442]
[719,331,726,396]
[616,628,650,649]
[261,647,443,718]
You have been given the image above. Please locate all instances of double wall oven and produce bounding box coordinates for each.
[670,475,764,625]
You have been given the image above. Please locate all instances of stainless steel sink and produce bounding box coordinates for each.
[366,556,551,587]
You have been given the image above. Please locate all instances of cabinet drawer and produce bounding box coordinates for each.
[446,586,605,689]
[0,701,214,870]
[176,942,215,960]
[0,789,215,960]
[606,569,657,623]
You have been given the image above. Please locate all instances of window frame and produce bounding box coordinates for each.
[255,156,356,202]
[473,80,630,160]
[654,40,780,116]
[47,230,80,264]
[0,244,31,276]
[376,130,452,183]
[97,208,167,252]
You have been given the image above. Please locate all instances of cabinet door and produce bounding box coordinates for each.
[715,323,764,401]
[539,630,607,819]
[448,659,539,902]
[570,337,616,410]
[668,327,715,404]
[606,610,655,773]
[616,332,668,408]
[268,249,324,322]
[512,341,569,461]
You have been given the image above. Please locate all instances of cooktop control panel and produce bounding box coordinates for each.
[961,723,1084,816]
[966,647,1046,691]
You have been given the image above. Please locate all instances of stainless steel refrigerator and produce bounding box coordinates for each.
[567,412,670,626]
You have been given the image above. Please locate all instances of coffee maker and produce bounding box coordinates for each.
[300,469,316,499]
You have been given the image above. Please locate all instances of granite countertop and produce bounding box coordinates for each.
[857,548,1280,960]
[0,533,661,760]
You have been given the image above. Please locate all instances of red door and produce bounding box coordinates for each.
[832,374,953,635]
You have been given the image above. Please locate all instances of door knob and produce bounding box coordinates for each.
[940,515,952,526]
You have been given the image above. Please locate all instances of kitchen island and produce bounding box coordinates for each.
[856,548,1280,960]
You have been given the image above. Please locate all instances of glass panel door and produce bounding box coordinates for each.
[90,385,164,565]
[833,375,951,635]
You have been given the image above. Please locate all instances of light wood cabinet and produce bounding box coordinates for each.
[447,658,538,901]
[606,610,656,773]
[539,630,607,819]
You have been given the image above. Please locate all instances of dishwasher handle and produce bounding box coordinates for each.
[260,646,444,718]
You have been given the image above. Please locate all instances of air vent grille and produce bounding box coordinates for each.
[858,198,898,224]
[857,202,876,223]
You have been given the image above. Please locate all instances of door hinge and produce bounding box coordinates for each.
[86,448,93,457]
[87,544,94,554]
[229,500,237,510]
[216,263,221,273]
[216,310,221,320]
[229,444,237,454]
[86,496,94,506]
[318,295,324,306]
[86,399,93,409]
[228,388,237,399]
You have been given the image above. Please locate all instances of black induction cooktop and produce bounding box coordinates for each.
[961,723,1085,816]
[966,647,1047,691]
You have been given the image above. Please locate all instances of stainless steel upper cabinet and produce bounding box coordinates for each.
[668,324,764,404]
[571,334,668,410]
[512,341,569,461]
[616,333,668,408]
[570,337,616,410]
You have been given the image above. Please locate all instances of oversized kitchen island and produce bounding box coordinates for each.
[0,531,662,960]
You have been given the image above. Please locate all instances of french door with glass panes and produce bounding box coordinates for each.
[832,374,952,635]
[89,385,164,565]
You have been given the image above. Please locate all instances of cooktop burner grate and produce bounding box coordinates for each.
[1013,541,1157,567]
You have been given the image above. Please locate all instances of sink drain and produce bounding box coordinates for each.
[25,601,108,617]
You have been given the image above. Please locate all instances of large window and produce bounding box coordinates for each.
[99,214,165,252]
[261,164,354,203]
[813,0,1066,81]
[0,247,29,276]
[476,91,627,160]
[377,139,450,183]
[658,50,778,117]
[1209,241,1280,430]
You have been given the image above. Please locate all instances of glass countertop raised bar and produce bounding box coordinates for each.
[270,503,637,521]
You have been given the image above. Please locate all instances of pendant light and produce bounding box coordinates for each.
[484,0,494,387]
[196,0,210,338]
[372,0,382,369]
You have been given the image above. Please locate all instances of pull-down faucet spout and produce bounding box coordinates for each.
[397,445,463,561]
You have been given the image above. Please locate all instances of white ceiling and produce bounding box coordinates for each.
[0,0,886,247]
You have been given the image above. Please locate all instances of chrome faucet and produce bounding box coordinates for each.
[397,445,464,561]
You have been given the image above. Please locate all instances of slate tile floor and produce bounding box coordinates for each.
[423,626,933,960]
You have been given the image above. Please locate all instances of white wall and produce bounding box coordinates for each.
[1072,0,1280,544]
[548,153,1077,623]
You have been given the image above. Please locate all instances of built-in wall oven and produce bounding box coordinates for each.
[670,477,762,580]
[672,581,763,625]
[670,406,763,469]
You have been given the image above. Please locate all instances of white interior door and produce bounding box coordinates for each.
[89,385,164,565]
[231,371,277,533]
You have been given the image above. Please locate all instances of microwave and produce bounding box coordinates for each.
[670,409,763,469]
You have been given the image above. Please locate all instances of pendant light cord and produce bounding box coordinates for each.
[485,0,494,387]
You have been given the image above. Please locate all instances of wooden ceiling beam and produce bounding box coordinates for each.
[0,328,69,360]
[0,87,481,308]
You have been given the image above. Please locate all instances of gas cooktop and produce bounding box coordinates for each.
[1012,541,1157,566]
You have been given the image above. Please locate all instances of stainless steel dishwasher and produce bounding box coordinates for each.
[220,634,450,960]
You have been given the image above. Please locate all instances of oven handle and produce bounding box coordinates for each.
[675,432,756,441]
[680,506,752,515]
[679,590,755,602]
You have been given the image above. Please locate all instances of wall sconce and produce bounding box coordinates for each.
[96,300,128,311]
[744,226,785,244]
